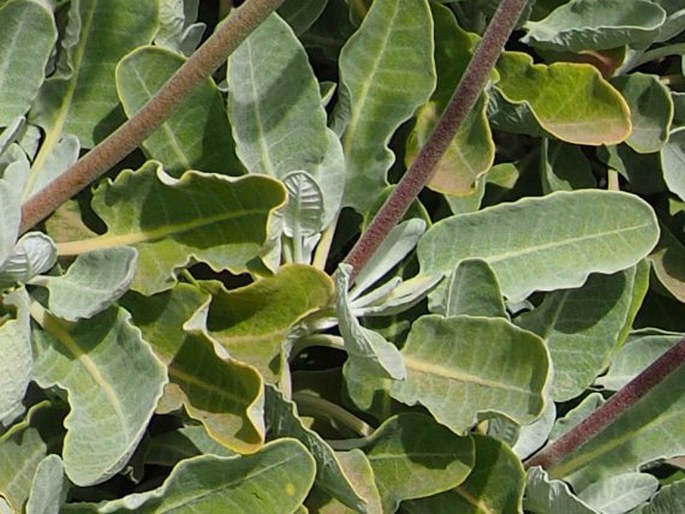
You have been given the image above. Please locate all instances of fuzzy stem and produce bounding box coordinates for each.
[341,0,526,281]
[525,337,685,471]
[20,0,285,234]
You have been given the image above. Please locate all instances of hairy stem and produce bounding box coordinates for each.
[20,0,285,234]
[341,0,526,281]
[525,337,685,471]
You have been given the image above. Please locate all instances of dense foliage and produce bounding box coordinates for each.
[1,0,685,512]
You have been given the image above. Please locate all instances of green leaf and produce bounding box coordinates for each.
[516,266,646,401]
[576,472,659,514]
[524,466,598,514]
[81,162,286,295]
[546,358,685,491]
[541,139,596,193]
[336,264,406,408]
[200,264,333,382]
[41,247,137,321]
[0,0,57,126]
[636,479,685,514]
[154,0,203,56]
[68,439,316,513]
[595,329,684,391]
[492,52,631,145]
[32,306,167,486]
[0,176,22,266]
[146,424,235,468]
[406,3,494,196]
[403,435,525,514]
[661,127,685,201]
[522,0,666,52]
[444,258,507,318]
[612,73,673,154]
[166,332,266,453]
[391,315,550,434]
[0,287,32,425]
[363,413,474,513]
[512,401,557,460]
[339,0,435,211]
[282,171,325,238]
[26,455,66,514]
[116,45,242,177]
[418,190,659,303]
[228,12,344,226]
[29,0,158,148]
[648,222,685,302]
[278,0,328,34]
[0,232,57,286]
[265,386,368,512]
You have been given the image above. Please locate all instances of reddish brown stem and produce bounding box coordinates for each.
[20,0,285,234]
[525,337,685,470]
[341,0,526,281]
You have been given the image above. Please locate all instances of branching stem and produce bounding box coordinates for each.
[20,0,285,234]
[341,0,526,281]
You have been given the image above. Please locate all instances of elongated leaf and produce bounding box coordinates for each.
[522,0,666,52]
[648,222,685,302]
[418,190,659,303]
[198,264,333,382]
[391,315,550,434]
[339,0,435,211]
[577,473,659,514]
[26,455,66,514]
[167,332,265,453]
[612,73,673,154]
[541,140,596,193]
[661,127,685,201]
[512,401,557,460]
[492,52,631,145]
[364,413,474,513]
[0,287,32,425]
[41,247,137,321]
[81,162,286,295]
[278,0,328,34]
[146,424,235,468]
[265,386,367,512]
[30,0,158,148]
[66,439,315,513]
[524,466,598,514]
[0,0,56,126]
[547,360,685,491]
[0,176,21,266]
[517,266,647,401]
[32,306,167,486]
[403,435,525,514]
[445,258,507,318]
[116,46,241,177]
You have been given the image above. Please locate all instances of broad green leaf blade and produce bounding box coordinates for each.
[364,413,474,513]
[522,0,666,52]
[42,247,137,321]
[541,140,596,193]
[636,479,685,514]
[282,171,325,238]
[146,424,235,468]
[70,439,315,513]
[405,3,494,197]
[0,402,66,513]
[0,287,32,425]
[168,332,265,453]
[0,177,22,266]
[29,0,158,148]
[116,45,241,177]
[265,386,368,512]
[512,401,557,460]
[546,360,685,491]
[595,329,684,391]
[199,264,333,382]
[391,315,550,433]
[26,455,66,514]
[612,73,673,154]
[278,0,328,34]
[0,0,56,126]
[0,232,57,286]
[517,266,645,401]
[84,162,286,295]
[32,306,167,486]
[493,52,631,145]
[577,473,659,514]
[228,11,345,227]
[418,190,659,303]
[403,435,525,514]
[445,258,507,318]
[648,222,685,302]
[524,466,598,514]
[339,0,435,211]
[661,127,685,201]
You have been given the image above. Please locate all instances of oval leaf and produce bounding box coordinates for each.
[418,190,659,303]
